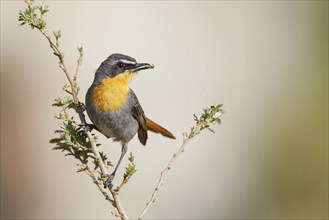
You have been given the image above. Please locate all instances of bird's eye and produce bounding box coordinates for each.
[117,62,125,68]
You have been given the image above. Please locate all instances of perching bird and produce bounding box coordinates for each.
[85,53,175,188]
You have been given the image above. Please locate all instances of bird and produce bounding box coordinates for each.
[85,53,175,188]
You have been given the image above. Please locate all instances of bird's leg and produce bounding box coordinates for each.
[104,143,128,189]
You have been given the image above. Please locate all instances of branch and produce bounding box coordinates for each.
[84,167,114,205]
[19,0,109,178]
[19,1,129,219]
[85,128,109,177]
[138,128,195,219]
[110,188,129,220]
[74,47,84,83]
[138,105,224,219]
[38,17,108,181]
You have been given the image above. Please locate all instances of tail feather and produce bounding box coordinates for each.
[146,118,175,139]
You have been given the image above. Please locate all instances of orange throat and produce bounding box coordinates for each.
[92,72,135,112]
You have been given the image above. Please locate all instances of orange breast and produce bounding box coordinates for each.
[91,72,135,112]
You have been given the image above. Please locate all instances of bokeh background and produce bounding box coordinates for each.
[1,1,328,219]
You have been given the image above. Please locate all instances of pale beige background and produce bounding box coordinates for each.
[1,1,328,219]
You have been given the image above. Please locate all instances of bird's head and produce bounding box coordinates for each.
[93,53,154,84]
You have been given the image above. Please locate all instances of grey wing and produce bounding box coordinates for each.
[130,89,148,145]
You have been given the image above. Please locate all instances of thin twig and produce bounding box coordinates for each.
[85,129,108,177]
[138,124,203,220]
[74,48,83,83]
[117,179,129,191]
[39,29,76,101]
[84,167,114,205]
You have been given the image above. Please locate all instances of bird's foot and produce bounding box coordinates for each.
[81,123,97,132]
[103,174,115,189]
[77,102,86,112]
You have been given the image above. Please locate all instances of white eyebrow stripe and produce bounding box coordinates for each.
[119,59,136,65]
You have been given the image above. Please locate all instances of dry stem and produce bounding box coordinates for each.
[84,167,114,204]
[111,188,129,220]
[138,124,203,219]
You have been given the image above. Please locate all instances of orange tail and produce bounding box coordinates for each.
[146,118,175,139]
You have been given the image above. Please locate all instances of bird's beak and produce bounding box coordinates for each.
[130,63,154,72]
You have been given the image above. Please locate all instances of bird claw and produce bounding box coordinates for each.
[83,123,96,132]
[104,174,115,189]
[77,102,86,112]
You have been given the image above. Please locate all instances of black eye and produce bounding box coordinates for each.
[117,62,125,68]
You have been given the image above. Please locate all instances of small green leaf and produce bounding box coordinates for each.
[49,138,62,144]
[53,30,61,46]
[193,104,224,135]
[123,152,137,181]
[107,161,114,167]
[37,3,49,15]
[53,30,61,40]
[128,152,134,163]
[77,46,83,54]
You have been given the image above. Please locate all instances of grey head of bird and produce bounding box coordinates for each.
[93,53,154,84]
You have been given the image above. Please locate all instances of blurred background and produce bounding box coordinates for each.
[1,1,328,219]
